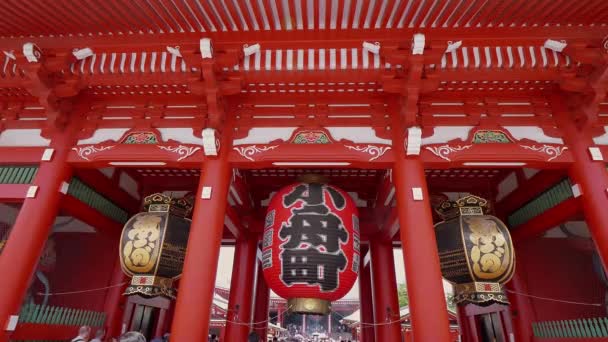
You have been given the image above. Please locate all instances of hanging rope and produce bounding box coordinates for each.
[36,282,128,296]
[223,305,293,326]
[332,309,406,327]
[505,289,604,307]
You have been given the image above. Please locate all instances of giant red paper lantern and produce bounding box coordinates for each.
[262,180,360,315]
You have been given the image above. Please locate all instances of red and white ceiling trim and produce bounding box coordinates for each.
[0,0,604,37]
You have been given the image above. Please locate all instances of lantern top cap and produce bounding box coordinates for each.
[298,173,329,184]
[436,195,490,220]
[143,193,193,218]
[456,195,489,212]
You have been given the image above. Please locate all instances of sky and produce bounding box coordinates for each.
[215,247,453,299]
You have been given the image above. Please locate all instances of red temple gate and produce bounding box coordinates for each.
[0,1,607,341]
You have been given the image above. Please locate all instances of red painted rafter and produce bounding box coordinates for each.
[0,25,605,51]
[118,1,157,33]
[210,0,235,32]
[0,1,606,38]
[176,1,205,32]
[274,0,288,31]
[512,1,547,27]
[148,1,181,33]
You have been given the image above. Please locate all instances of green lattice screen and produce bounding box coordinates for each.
[533,317,608,338]
[0,166,128,224]
[0,166,38,184]
[67,178,129,224]
[18,303,105,327]
[507,178,573,228]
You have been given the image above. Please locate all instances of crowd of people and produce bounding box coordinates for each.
[71,326,352,342]
[70,326,170,342]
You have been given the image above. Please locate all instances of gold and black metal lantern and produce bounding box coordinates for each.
[434,195,515,306]
[119,193,192,299]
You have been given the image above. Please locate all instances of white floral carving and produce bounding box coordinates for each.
[344,144,391,161]
[425,145,472,161]
[71,145,114,161]
[233,145,278,161]
[520,144,568,161]
[158,145,202,161]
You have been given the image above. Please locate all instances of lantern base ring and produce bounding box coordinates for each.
[288,298,331,315]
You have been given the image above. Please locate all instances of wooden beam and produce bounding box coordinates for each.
[224,205,243,240]
[376,208,400,242]
[73,169,140,214]
[0,147,47,165]
[511,197,581,241]
[0,184,32,202]
[496,170,567,217]
[60,195,123,238]
[68,144,204,168]
[229,171,253,214]
[373,171,400,242]
[229,143,394,169]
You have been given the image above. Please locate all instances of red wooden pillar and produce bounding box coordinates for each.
[358,255,375,342]
[393,157,452,341]
[457,305,480,342]
[224,235,259,341]
[253,260,270,339]
[554,101,608,273]
[505,258,535,342]
[121,301,135,335]
[0,128,76,341]
[277,304,284,327]
[154,308,168,338]
[103,253,129,338]
[369,239,401,341]
[170,145,232,340]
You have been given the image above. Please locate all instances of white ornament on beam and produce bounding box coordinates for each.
[72,145,115,161]
[520,144,568,161]
[158,145,202,161]
[344,144,391,161]
[23,42,41,63]
[412,33,425,55]
[202,128,220,156]
[72,47,94,60]
[200,38,213,59]
[425,144,472,161]
[589,147,604,161]
[233,145,278,161]
[405,126,422,155]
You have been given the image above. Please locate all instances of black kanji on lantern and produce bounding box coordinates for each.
[279,183,349,291]
[283,183,346,210]
[281,247,347,291]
